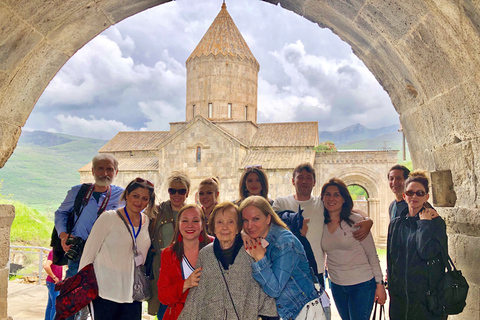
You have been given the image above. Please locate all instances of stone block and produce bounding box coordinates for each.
[46,2,113,57]
[0,40,68,127]
[0,268,8,320]
[431,170,456,207]
[0,205,14,269]
[0,123,21,169]
[0,8,43,73]
[2,0,86,36]
[99,0,171,24]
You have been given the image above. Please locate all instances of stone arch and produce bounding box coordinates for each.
[334,167,389,247]
[1,1,480,317]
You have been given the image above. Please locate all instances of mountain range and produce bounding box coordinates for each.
[0,123,406,216]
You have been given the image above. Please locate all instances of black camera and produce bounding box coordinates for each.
[65,237,86,261]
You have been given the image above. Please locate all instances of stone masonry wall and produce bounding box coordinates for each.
[0,205,15,320]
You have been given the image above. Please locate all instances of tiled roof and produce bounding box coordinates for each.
[251,122,319,147]
[78,157,159,172]
[241,150,316,170]
[187,3,258,67]
[99,131,170,152]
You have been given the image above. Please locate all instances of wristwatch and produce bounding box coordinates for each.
[376,280,385,285]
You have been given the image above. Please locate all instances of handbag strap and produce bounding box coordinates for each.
[371,302,385,320]
[116,210,137,255]
[217,260,240,320]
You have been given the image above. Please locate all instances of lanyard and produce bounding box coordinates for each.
[80,184,112,216]
[124,206,141,247]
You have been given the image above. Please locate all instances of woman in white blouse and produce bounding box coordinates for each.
[321,178,386,320]
[79,177,156,320]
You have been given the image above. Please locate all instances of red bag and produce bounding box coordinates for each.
[54,263,98,320]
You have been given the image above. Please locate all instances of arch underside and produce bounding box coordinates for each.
[1,0,480,317]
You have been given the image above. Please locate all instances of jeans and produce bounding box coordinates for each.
[66,259,80,278]
[330,277,376,320]
[65,259,80,320]
[45,281,59,320]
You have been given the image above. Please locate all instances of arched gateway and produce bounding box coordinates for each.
[1,1,480,318]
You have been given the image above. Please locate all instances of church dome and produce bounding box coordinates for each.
[187,2,259,68]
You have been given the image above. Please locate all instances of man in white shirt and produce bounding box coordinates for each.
[273,163,373,287]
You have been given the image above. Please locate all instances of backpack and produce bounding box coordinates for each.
[426,242,469,315]
[50,183,92,266]
[277,206,319,279]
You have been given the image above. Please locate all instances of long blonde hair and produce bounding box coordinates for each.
[239,196,288,230]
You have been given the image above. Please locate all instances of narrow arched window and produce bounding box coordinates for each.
[196,146,201,162]
[208,103,213,118]
[193,104,195,117]
[228,103,232,118]
[245,105,248,120]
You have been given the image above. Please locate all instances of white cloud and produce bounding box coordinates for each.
[138,100,185,131]
[55,115,134,140]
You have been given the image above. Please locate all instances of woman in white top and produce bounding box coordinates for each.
[321,178,386,320]
[79,177,155,320]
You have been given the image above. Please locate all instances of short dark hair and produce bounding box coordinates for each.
[388,165,410,180]
[293,163,316,182]
[208,202,242,235]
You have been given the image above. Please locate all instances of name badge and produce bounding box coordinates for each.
[134,252,144,267]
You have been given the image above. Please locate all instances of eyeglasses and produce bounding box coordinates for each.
[244,164,262,170]
[168,188,188,195]
[133,177,154,187]
[405,190,426,197]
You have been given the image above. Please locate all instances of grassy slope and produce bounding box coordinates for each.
[0,133,106,218]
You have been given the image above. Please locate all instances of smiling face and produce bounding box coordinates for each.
[125,187,150,215]
[169,181,188,210]
[179,207,203,242]
[322,185,345,215]
[389,169,406,198]
[198,184,218,210]
[404,181,429,213]
[242,205,271,239]
[214,207,239,249]
[245,172,262,196]
[293,169,315,198]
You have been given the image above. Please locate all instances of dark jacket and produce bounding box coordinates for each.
[387,207,448,320]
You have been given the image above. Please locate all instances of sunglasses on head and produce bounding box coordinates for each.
[405,190,426,197]
[133,177,154,187]
[244,164,262,170]
[168,188,187,195]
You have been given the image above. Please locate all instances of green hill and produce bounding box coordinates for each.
[0,131,107,218]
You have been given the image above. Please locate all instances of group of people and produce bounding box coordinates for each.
[50,153,449,320]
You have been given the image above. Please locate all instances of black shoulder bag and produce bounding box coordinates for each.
[426,241,469,315]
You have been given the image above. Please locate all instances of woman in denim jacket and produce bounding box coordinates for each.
[240,196,325,320]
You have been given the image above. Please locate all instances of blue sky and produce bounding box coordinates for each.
[26,0,398,140]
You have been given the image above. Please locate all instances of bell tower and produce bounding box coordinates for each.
[185,2,260,124]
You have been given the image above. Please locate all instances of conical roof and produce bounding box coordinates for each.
[187,3,259,67]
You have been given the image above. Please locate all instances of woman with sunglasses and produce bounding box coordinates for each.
[387,170,447,319]
[79,177,155,319]
[234,165,273,206]
[148,172,191,315]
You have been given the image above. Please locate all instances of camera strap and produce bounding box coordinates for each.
[69,184,111,237]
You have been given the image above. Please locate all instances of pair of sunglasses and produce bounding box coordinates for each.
[133,177,154,187]
[168,188,187,195]
[405,190,426,197]
[244,164,262,170]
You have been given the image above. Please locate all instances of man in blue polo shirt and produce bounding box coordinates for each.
[55,153,124,278]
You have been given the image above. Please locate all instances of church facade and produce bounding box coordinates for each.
[79,3,396,246]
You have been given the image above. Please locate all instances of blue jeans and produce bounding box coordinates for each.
[45,281,59,320]
[65,260,80,320]
[330,277,376,320]
[66,259,80,278]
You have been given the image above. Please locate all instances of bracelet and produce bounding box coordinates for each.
[376,280,385,285]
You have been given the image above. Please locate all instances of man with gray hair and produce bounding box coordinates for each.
[54,153,124,278]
